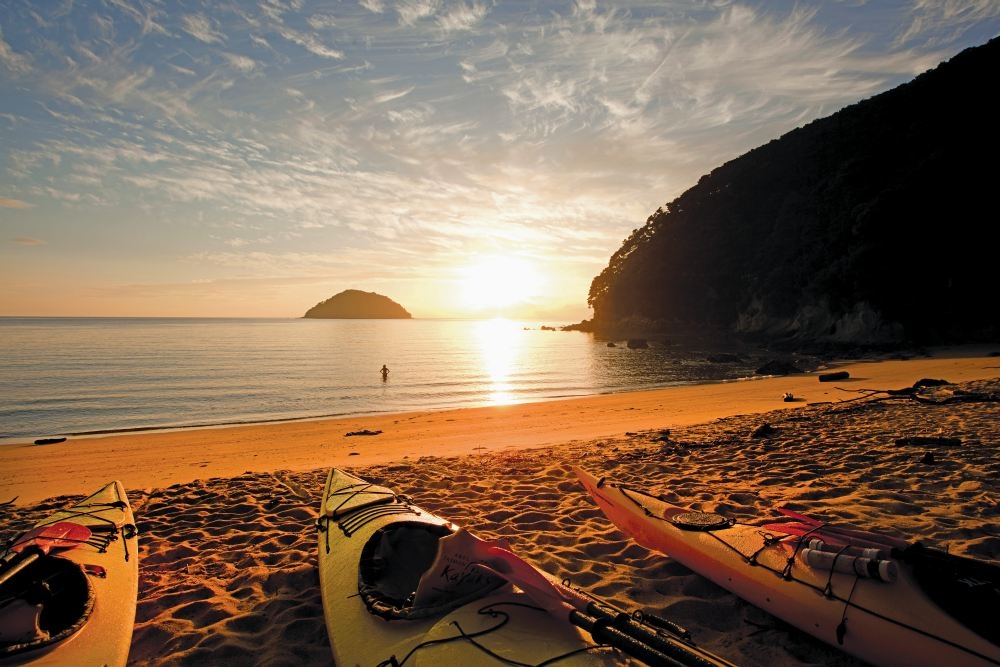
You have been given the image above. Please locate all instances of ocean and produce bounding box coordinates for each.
[0,317,767,444]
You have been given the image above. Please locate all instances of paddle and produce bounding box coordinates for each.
[766,508,911,551]
[0,522,92,588]
[464,537,733,667]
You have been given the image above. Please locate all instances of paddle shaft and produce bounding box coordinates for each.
[585,602,731,667]
[570,609,690,667]
[579,603,732,667]
[472,541,733,666]
[0,553,38,588]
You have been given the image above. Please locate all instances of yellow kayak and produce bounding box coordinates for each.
[316,467,734,666]
[0,481,140,666]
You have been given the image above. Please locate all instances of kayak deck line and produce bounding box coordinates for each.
[12,480,139,567]
[374,600,594,667]
[319,501,421,541]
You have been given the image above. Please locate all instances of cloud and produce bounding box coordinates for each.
[397,0,440,26]
[275,25,344,59]
[373,86,415,104]
[0,31,31,74]
[0,197,34,209]
[437,2,489,32]
[108,66,156,103]
[105,0,170,37]
[181,14,226,44]
[223,52,258,72]
[899,0,1000,47]
[307,14,339,31]
[13,237,45,245]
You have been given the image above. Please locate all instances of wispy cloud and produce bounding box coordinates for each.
[181,14,226,44]
[105,0,170,37]
[274,24,344,59]
[0,30,31,74]
[396,0,441,26]
[222,52,258,72]
[373,86,415,104]
[899,0,1000,47]
[438,2,489,32]
[13,237,45,245]
[1,198,34,209]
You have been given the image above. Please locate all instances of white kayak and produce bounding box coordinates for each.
[316,467,735,667]
[575,466,1000,667]
[0,481,140,666]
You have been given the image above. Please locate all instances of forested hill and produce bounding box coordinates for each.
[304,290,412,319]
[585,36,999,347]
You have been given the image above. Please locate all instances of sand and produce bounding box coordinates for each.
[2,347,998,666]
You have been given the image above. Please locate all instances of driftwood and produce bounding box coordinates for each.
[345,429,383,437]
[908,391,1000,405]
[834,376,997,402]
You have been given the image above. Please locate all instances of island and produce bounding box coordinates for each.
[303,290,412,319]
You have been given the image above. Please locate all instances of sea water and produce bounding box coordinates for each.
[0,317,765,443]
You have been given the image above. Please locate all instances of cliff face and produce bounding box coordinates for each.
[304,290,412,319]
[587,37,999,346]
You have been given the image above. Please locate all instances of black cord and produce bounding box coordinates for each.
[375,601,614,667]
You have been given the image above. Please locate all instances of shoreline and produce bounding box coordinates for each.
[6,375,788,445]
[3,342,991,447]
[2,346,997,505]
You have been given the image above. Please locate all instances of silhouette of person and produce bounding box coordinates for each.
[380,364,389,381]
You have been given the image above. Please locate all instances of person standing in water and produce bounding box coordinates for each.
[380,364,389,381]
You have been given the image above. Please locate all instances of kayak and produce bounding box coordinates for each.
[575,467,1000,667]
[316,467,735,667]
[0,481,140,666]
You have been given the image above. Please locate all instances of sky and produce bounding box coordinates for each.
[2,2,998,320]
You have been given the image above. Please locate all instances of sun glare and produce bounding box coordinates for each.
[459,256,543,314]
[474,318,523,405]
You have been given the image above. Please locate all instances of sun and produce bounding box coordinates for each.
[459,256,544,314]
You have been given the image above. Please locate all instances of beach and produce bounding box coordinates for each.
[2,347,999,666]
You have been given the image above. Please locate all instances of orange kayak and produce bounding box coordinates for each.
[575,466,1000,667]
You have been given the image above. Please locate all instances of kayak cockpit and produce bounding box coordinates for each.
[358,523,506,621]
[0,553,94,657]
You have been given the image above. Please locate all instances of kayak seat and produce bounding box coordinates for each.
[0,554,93,657]
[359,523,452,620]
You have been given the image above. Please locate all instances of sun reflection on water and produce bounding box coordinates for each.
[474,318,523,405]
